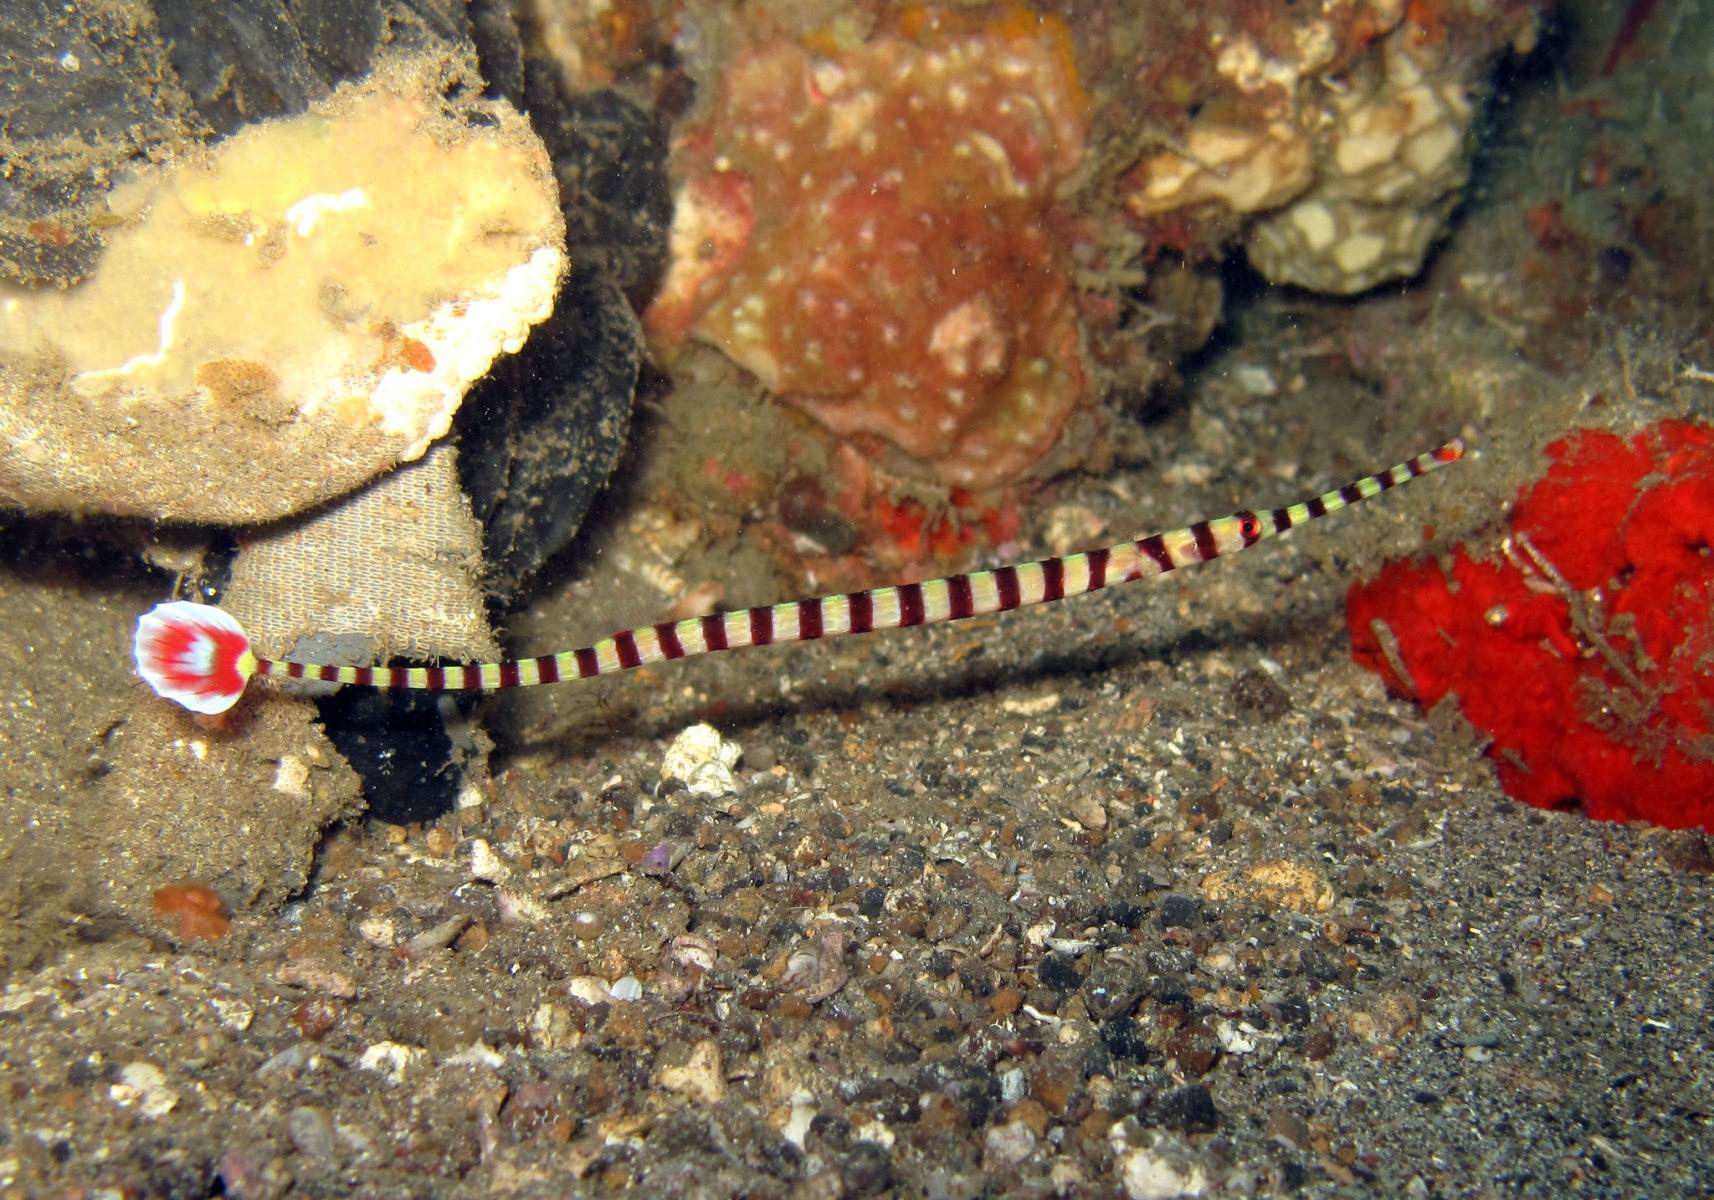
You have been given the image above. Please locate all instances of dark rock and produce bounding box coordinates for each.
[1156,1083,1219,1134]
[810,1113,852,1152]
[1102,1020,1149,1063]
[1038,952,1082,993]
[1662,829,1714,874]
[1159,893,1198,929]
[457,258,640,598]
[1082,966,1143,1021]
[1096,900,1144,929]
[843,1140,893,1196]
[0,3,198,285]
[1232,668,1292,723]
[523,83,671,305]
[315,685,460,824]
[155,0,384,135]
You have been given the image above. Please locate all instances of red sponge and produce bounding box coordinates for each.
[1348,421,1714,828]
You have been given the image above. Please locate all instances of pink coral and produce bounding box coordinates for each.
[646,22,1088,489]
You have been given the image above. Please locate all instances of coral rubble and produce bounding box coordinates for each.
[646,20,1089,490]
[1349,422,1714,828]
[1122,4,1541,293]
[1246,25,1478,294]
[0,58,565,524]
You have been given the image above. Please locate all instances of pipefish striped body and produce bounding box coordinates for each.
[134,440,1465,715]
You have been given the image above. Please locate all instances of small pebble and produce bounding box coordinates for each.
[276,961,357,999]
[109,1062,177,1118]
[983,1119,1037,1168]
[152,883,231,941]
[1067,791,1107,830]
[1156,1083,1219,1134]
[844,1140,894,1195]
[469,838,512,883]
[290,998,342,1040]
[288,1105,337,1162]
[570,909,608,941]
[660,723,743,798]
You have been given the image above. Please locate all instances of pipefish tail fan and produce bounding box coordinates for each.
[134,439,1466,715]
[134,600,260,714]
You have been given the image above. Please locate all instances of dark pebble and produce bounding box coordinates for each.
[1662,829,1714,875]
[811,1113,852,1151]
[1232,669,1292,723]
[1096,900,1143,929]
[858,887,887,919]
[1157,1083,1220,1134]
[1595,245,1633,283]
[1102,1021,1149,1062]
[1159,894,1198,928]
[843,1140,894,1196]
[1039,952,1082,993]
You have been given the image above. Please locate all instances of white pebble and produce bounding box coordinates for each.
[109,1062,177,1118]
[1118,1142,1208,1199]
[357,1041,424,1084]
[660,723,744,798]
[469,838,512,883]
[1232,363,1278,396]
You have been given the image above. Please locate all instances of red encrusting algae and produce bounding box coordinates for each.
[1349,421,1714,828]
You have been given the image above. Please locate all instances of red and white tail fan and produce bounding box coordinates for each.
[133,600,258,714]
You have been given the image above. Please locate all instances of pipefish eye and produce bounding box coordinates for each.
[1239,513,1262,539]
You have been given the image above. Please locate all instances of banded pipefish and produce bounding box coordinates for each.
[135,440,1464,715]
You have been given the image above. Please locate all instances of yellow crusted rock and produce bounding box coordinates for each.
[1247,28,1475,294]
[0,55,565,523]
[1127,122,1316,217]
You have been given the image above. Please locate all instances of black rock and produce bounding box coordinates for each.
[1159,893,1199,929]
[529,88,672,306]
[1039,952,1083,994]
[1232,667,1292,723]
[1102,1020,1149,1063]
[1156,1082,1220,1134]
[0,2,199,285]
[315,686,462,824]
[457,258,639,597]
[154,0,385,135]
[1096,900,1145,929]
[842,1141,894,1196]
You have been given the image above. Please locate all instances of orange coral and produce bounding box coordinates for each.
[153,882,232,941]
[647,21,1089,489]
